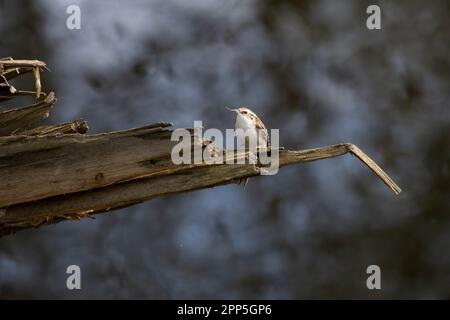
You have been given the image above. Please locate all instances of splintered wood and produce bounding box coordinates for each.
[0,58,47,101]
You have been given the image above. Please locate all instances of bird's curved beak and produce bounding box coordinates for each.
[225,107,238,112]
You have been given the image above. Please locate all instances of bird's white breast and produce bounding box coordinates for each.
[234,113,267,148]
[235,112,255,131]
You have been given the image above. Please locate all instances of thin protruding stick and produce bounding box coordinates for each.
[0,59,46,68]
[346,144,401,195]
[278,143,401,195]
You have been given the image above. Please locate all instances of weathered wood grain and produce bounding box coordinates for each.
[0,92,56,136]
[0,139,401,237]
[0,122,182,207]
[0,162,259,237]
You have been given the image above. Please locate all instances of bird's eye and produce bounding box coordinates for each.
[242,111,247,114]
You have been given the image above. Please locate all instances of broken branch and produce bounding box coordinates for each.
[0,125,401,237]
[0,92,56,136]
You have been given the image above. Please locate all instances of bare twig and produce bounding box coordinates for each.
[33,67,41,98]
[0,59,46,68]
[1,59,47,98]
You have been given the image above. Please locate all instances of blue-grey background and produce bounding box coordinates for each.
[0,0,449,299]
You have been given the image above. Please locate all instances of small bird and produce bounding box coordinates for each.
[226,106,269,187]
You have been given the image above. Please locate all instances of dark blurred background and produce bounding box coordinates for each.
[0,0,449,299]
